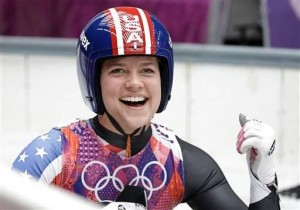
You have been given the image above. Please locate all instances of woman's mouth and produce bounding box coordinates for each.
[120,96,148,107]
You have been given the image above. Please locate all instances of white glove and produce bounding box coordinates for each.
[236,113,276,184]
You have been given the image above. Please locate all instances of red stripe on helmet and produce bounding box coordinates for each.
[116,7,153,55]
[107,7,157,56]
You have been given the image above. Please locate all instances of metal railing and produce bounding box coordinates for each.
[0,36,299,68]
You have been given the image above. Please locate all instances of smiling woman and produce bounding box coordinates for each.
[99,56,161,135]
[11,6,281,210]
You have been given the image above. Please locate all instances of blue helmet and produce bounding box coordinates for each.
[76,6,173,114]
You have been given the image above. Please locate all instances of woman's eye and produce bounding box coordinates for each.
[110,68,124,74]
[142,68,155,74]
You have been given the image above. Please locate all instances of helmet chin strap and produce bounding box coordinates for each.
[104,111,146,158]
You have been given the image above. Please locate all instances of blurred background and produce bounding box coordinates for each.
[0,0,299,209]
[1,0,300,48]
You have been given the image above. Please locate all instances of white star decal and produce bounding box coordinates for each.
[18,151,29,162]
[39,134,50,141]
[21,170,32,180]
[35,147,48,159]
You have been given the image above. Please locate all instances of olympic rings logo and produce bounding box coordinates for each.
[81,160,167,202]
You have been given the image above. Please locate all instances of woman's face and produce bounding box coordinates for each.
[100,56,161,134]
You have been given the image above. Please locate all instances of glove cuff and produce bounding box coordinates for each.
[249,169,271,204]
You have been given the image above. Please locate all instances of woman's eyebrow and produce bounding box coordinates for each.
[140,62,157,67]
[104,59,126,67]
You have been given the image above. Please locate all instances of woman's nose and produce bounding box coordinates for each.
[125,72,144,90]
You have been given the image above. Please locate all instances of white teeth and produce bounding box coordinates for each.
[121,96,145,102]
